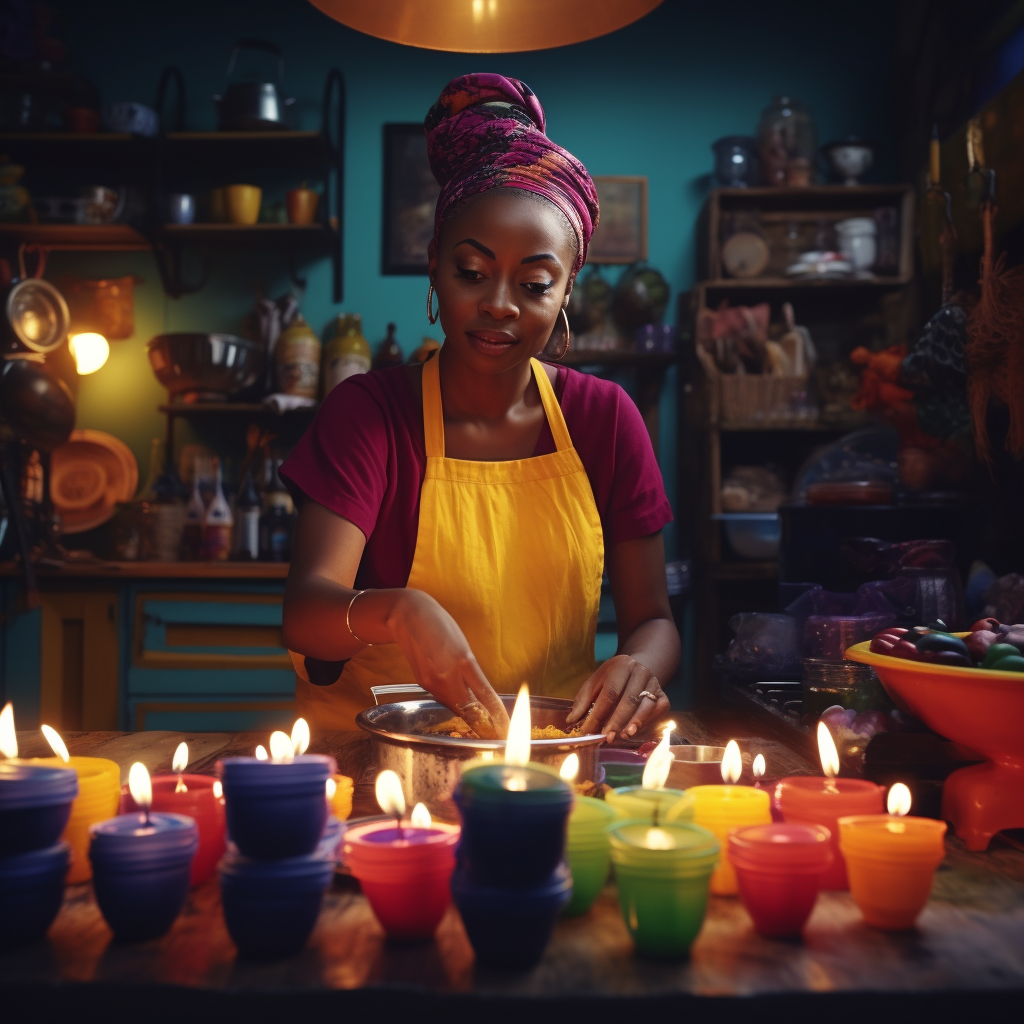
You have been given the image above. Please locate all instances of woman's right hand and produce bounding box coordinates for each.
[384,589,510,739]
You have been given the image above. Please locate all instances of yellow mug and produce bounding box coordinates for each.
[225,184,262,225]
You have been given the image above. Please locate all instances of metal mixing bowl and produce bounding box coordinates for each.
[146,332,265,401]
[357,694,605,823]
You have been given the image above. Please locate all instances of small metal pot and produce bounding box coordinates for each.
[357,695,605,823]
[666,745,726,789]
[214,40,294,131]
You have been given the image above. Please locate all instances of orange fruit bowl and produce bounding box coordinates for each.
[845,638,1024,851]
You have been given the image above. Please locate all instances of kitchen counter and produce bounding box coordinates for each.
[3,715,1023,1022]
[0,560,290,580]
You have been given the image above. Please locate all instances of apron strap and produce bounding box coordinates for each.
[531,358,573,453]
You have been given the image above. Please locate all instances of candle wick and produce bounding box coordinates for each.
[824,777,838,794]
[396,814,404,841]
[653,805,660,827]
[144,808,151,826]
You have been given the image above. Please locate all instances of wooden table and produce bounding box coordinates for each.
[4,716,1024,1022]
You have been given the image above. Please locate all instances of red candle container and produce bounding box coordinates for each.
[775,776,884,889]
[121,774,225,886]
[343,820,460,941]
[728,823,833,937]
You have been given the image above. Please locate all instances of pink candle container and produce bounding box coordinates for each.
[121,774,225,886]
[343,820,460,941]
[728,823,833,937]
[775,776,884,889]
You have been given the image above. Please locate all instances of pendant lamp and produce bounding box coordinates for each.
[307,0,664,53]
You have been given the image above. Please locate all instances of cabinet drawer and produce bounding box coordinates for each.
[129,698,296,732]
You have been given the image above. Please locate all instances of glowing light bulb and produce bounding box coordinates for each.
[69,333,109,375]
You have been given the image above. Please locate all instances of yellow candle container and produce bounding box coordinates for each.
[838,815,947,930]
[605,787,695,824]
[688,784,771,895]
[330,774,354,820]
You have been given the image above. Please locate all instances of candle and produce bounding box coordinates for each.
[930,123,941,187]
[344,773,460,941]
[688,740,771,895]
[775,722,884,890]
[89,762,199,941]
[0,838,71,949]
[328,773,354,820]
[838,783,947,930]
[0,761,77,856]
[607,820,719,958]
[728,823,833,938]
[559,754,616,917]
[606,720,696,824]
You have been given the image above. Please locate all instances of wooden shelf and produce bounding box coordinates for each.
[555,350,676,368]
[716,418,871,433]
[159,402,318,417]
[0,223,149,249]
[701,275,911,290]
[162,223,334,244]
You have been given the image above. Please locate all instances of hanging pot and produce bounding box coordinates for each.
[2,248,70,357]
[214,39,295,131]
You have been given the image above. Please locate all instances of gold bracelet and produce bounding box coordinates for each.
[346,590,374,646]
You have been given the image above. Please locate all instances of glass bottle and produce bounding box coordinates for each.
[322,313,371,395]
[259,458,294,562]
[372,322,404,370]
[233,469,260,561]
[204,461,233,562]
[182,462,206,561]
[757,96,818,187]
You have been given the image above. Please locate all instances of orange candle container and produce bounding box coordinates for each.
[687,784,771,895]
[838,814,947,930]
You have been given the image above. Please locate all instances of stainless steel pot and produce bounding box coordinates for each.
[215,39,294,131]
[146,332,265,401]
[357,694,605,823]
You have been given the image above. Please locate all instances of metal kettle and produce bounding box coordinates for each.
[214,39,295,131]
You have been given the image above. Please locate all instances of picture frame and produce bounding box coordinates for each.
[381,123,439,275]
[587,175,648,264]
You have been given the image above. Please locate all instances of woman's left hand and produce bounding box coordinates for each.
[565,655,670,742]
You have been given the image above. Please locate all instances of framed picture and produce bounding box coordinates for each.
[382,123,440,275]
[587,176,648,264]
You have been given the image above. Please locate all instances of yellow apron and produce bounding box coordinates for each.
[293,355,604,732]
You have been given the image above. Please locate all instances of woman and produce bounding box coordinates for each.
[281,73,678,742]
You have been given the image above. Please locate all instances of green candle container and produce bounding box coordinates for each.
[605,786,695,824]
[564,796,617,916]
[608,819,719,959]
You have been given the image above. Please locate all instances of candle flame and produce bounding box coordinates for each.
[752,753,766,779]
[480,750,495,761]
[172,741,188,774]
[720,739,742,784]
[41,724,70,763]
[0,703,18,758]
[559,752,580,782]
[326,777,337,801]
[291,717,310,756]
[887,782,912,816]
[817,721,840,779]
[212,780,223,799]
[641,720,675,790]
[128,762,152,811]
[644,827,676,850]
[254,745,268,760]
[505,683,531,767]
[375,769,406,817]
[410,802,432,828]
[269,731,294,762]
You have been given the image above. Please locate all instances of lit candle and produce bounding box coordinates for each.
[89,762,199,941]
[605,721,695,824]
[172,742,189,793]
[254,744,268,760]
[0,703,17,759]
[838,783,947,930]
[561,752,617,917]
[774,722,885,890]
[688,740,772,895]
[752,753,766,787]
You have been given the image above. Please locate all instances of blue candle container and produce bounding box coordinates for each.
[0,763,78,857]
[220,755,334,860]
[451,861,572,969]
[0,841,71,948]
[454,764,572,886]
[89,812,198,941]
[220,847,335,960]
[317,815,344,861]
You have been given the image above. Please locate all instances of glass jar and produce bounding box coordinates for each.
[711,136,760,188]
[757,96,818,187]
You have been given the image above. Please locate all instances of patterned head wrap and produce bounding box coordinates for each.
[425,73,599,273]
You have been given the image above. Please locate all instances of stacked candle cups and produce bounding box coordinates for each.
[218,755,336,959]
[563,796,617,916]
[0,763,76,947]
[452,762,574,969]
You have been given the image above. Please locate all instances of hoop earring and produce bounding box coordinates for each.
[426,283,439,324]
[549,307,571,361]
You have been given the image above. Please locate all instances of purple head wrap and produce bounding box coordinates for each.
[425,73,599,273]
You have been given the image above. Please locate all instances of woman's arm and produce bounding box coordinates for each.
[565,532,679,741]
[282,500,509,737]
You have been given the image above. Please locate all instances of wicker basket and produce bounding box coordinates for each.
[696,348,808,426]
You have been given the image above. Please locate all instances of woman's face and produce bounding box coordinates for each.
[428,190,576,375]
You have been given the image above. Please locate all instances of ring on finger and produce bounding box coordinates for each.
[637,690,657,703]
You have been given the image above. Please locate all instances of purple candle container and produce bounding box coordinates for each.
[0,763,78,857]
[220,755,334,860]
[0,841,71,948]
[451,861,572,969]
[220,847,335,960]
[89,812,198,941]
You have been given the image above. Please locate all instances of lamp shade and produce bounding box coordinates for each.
[308,0,664,53]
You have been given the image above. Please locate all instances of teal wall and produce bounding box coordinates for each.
[48,0,897,558]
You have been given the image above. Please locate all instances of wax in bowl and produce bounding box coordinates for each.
[608,820,719,958]
[775,776,884,889]
[599,749,647,788]
[0,763,78,857]
[728,823,833,937]
[454,764,572,886]
[451,861,572,969]
[89,811,198,941]
[688,784,772,895]
[0,841,70,948]
[220,847,334,959]
[344,820,460,940]
[838,814,947,930]
[564,796,616,916]
[121,774,225,886]
[605,786,695,824]
[219,755,334,860]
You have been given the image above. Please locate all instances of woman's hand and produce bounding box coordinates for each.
[566,655,669,742]
[386,589,510,739]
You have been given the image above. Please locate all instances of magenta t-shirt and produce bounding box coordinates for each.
[281,362,672,588]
